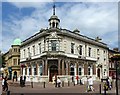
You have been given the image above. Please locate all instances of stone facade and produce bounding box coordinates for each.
[20,6,109,83]
[3,45,20,80]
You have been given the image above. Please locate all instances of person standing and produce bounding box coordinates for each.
[57,77,61,87]
[88,76,95,92]
[24,75,26,86]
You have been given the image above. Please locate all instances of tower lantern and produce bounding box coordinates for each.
[48,4,60,29]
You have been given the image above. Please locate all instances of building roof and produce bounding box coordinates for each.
[13,38,21,45]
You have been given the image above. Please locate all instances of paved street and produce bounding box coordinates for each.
[1,80,119,95]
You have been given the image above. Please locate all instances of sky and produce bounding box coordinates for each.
[1,0,119,53]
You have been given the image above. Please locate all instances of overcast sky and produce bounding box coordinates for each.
[1,0,119,53]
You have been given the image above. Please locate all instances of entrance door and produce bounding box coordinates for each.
[97,68,100,79]
[49,65,58,82]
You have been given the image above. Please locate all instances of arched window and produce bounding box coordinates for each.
[52,22,55,28]
[39,64,43,76]
[88,66,91,75]
[70,64,74,76]
[78,66,82,75]
[56,22,58,28]
[33,65,37,75]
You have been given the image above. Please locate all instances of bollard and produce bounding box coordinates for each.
[73,81,75,86]
[99,84,101,94]
[104,84,107,95]
[62,81,64,87]
[31,81,33,88]
[68,81,70,86]
[43,82,45,88]
[6,91,10,95]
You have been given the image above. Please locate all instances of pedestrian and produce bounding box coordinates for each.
[24,75,26,85]
[4,77,8,91]
[57,77,61,87]
[88,76,95,92]
[106,77,110,90]
[20,76,23,87]
[80,77,83,85]
[2,78,5,91]
[54,74,57,87]
[76,75,79,84]
[72,76,74,83]
[13,76,14,82]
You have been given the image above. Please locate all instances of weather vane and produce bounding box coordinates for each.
[53,0,56,15]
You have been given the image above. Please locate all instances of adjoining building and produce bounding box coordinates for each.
[108,48,120,79]
[3,38,21,80]
[20,5,109,83]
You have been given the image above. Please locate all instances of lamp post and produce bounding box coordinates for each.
[111,54,120,95]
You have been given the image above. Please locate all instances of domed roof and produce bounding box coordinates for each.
[13,38,21,45]
[49,15,60,22]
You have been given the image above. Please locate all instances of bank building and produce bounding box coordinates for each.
[20,5,109,83]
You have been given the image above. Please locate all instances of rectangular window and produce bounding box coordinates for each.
[78,67,82,75]
[14,48,17,52]
[70,67,74,76]
[33,45,35,55]
[97,49,100,55]
[88,67,91,75]
[34,67,37,75]
[51,40,57,51]
[38,43,41,54]
[79,45,82,55]
[71,43,74,54]
[28,47,30,57]
[88,47,91,57]
[13,59,17,65]
[23,49,26,58]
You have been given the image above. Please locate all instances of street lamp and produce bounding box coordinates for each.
[111,54,120,95]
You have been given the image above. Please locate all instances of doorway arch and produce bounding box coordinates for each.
[49,65,58,82]
[97,68,100,79]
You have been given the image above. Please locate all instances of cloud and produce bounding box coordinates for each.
[2,2,118,53]
[3,0,119,2]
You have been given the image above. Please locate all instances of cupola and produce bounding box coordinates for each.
[48,4,60,29]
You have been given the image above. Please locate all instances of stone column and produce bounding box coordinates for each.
[62,59,65,75]
[27,66,29,75]
[32,65,34,76]
[68,61,70,75]
[84,62,88,75]
[37,65,40,76]
[76,63,78,75]
[23,68,25,76]
[45,59,48,75]
[58,59,61,75]
[42,60,45,75]
[66,61,68,75]
[36,64,38,75]
[93,64,96,75]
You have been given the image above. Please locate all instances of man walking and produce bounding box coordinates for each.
[88,76,95,92]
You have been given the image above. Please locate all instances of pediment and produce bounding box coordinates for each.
[47,32,61,39]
